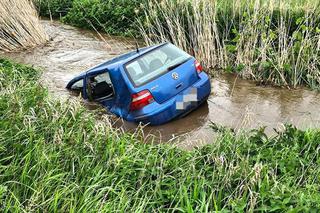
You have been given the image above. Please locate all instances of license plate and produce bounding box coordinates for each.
[176,88,198,110]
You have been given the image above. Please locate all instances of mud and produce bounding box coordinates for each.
[2,20,320,148]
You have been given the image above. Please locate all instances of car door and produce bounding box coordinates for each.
[84,70,115,110]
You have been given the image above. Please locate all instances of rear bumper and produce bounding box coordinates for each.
[127,72,211,125]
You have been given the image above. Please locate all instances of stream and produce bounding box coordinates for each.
[2,20,320,148]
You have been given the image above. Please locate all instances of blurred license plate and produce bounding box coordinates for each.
[176,88,198,110]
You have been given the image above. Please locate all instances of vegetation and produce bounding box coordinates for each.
[2,0,320,211]
[1,58,320,211]
[35,0,145,36]
[0,0,48,51]
[35,0,73,19]
[141,0,320,89]
[34,0,320,89]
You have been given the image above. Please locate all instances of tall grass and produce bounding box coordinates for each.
[1,58,320,211]
[32,0,320,88]
[0,0,48,51]
[140,0,320,89]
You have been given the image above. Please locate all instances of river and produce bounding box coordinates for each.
[1,20,320,149]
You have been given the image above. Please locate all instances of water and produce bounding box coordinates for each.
[2,20,320,148]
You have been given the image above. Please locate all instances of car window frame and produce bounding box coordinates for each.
[85,70,116,101]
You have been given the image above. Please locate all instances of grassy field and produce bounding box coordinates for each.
[1,58,320,211]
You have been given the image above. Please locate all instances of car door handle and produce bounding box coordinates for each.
[176,83,183,89]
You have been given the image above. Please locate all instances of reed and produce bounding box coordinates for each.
[0,0,48,51]
[139,0,320,89]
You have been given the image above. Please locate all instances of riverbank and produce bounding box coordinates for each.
[2,20,320,146]
[1,58,320,211]
[34,0,320,90]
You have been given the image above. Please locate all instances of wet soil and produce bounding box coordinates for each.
[1,20,320,148]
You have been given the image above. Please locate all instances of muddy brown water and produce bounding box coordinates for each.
[1,20,320,148]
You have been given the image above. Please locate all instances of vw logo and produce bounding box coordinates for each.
[172,72,179,80]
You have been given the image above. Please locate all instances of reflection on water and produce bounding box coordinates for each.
[209,75,320,131]
[1,20,320,149]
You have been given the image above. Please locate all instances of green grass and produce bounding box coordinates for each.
[1,58,320,211]
[34,0,145,36]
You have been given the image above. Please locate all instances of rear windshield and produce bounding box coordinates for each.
[125,43,191,87]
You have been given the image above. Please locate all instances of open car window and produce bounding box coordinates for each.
[87,72,114,101]
[125,43,191,87]
[70,79,84,91]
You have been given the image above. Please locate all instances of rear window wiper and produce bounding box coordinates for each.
[166,58,190,72]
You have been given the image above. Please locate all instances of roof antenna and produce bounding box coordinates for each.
[135,41,140,53]
[127,27,140,53]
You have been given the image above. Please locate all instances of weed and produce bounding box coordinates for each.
[1,58,320,211]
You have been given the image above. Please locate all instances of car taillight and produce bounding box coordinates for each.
[130,90,154,111]
[195,60,203,73]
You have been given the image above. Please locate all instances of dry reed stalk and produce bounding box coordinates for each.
[140,0,320,88]
[139,0,225,69]
[0,0,48,51]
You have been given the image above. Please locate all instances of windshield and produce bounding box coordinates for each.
[125,43,191,87]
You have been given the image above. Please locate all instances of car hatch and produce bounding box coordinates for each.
[125,43,199,104]
[147,58,198,103]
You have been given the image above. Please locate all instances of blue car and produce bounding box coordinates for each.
[66,42,211,125]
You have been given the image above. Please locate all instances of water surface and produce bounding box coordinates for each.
[2,20,320,148]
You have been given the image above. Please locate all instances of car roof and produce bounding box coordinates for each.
[66,42,167,89]
[87,42,167,74]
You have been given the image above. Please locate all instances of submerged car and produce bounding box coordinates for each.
[66,42,211,125]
